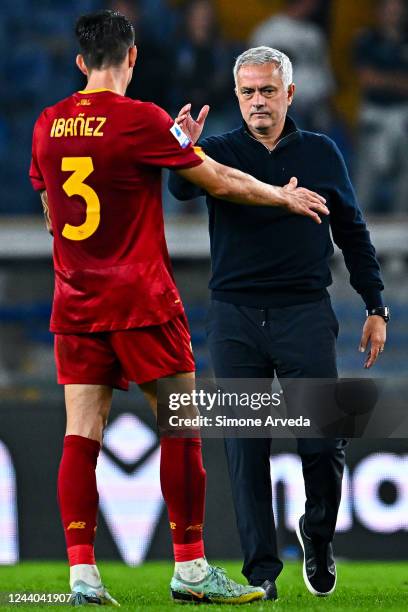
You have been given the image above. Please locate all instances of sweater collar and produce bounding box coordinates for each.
[241,115,300,152]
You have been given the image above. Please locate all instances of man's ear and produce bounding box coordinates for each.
[287,83,295,106]
[234,87,238,99]
[76,54,88,77]
[129,45,137,68]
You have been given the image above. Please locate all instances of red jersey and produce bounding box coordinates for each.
[30,89,204,333]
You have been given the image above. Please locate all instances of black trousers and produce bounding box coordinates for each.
[206,297,347,585]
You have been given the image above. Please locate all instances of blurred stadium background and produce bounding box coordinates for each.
[0,0,407,568]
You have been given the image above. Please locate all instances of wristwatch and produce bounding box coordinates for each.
[365,306,390,323]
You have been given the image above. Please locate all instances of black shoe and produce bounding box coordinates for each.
[249,579,278,601]
[295,515,336,597]
[260,580,278,601]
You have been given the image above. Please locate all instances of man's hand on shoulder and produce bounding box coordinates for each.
[359,316,387,369]
[281,177,329,225]
[175,103,210,145]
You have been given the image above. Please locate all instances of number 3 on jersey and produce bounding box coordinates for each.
[61,157,100,241]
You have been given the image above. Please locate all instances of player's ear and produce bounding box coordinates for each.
[76,54,88,77]
[129,45,137,68]
[287,83,295,106]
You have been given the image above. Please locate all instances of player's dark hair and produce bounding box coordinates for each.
[75,10,135,70]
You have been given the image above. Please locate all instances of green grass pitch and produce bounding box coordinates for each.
[0,561,407,611]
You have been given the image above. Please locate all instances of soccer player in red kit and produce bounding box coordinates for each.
[29,10,328,606]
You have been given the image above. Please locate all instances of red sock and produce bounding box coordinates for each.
[57,435,100,566]
[160,437,206,562]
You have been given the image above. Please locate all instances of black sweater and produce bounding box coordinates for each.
[168,117,384,309]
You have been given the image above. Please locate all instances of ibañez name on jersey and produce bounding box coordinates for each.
[50,114,107,138]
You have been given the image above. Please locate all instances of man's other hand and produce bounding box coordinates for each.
[359,315,387,369]
[175,103,210,144]
[282,177,329,224]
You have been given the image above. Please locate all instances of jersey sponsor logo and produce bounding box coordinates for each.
[50,115,106,138]
[170,123,191,149]
[76,99,92,106]
[67,521,86,530]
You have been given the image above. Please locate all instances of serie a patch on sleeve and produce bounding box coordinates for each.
[170,123,191,149]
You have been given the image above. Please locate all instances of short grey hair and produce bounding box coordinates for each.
[233,46,293,89]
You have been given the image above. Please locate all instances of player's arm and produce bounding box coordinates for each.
[30,115,52,234]
[176,156,329,224]
[169,168,204,201]
[133,104,327,222]
[40,190,53,235]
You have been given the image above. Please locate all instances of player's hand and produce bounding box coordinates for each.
[175,103,210,144]
[359,315,387,369]
[40,190,53,236]
[281,177,329,224]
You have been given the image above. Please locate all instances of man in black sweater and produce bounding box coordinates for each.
[169,46,388,600]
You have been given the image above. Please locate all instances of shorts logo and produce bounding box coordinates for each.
[67,521,86,530]
[186,523,203,532]
[170,522,177,530]
[170,123,191,149]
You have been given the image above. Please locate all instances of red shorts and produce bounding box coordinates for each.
[54,313,195,390]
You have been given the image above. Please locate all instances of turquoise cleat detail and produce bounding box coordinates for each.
[170,565,265,604]
[70,580,120,606]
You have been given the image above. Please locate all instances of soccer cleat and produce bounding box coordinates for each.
[70,580,120,606]
[295,514,336,597]
[170,565,265,604]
